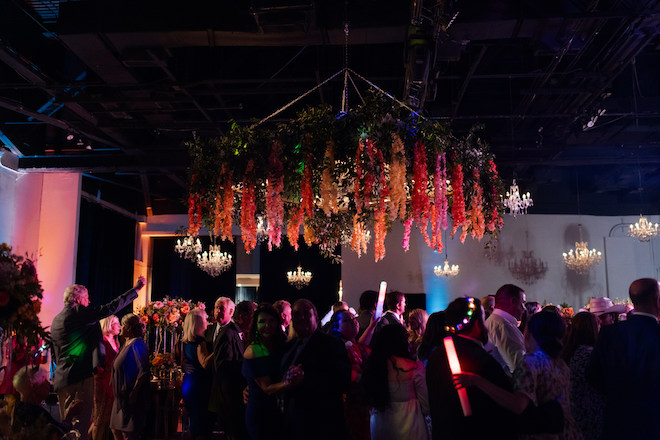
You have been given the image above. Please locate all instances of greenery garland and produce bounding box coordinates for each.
[186,92,504,261]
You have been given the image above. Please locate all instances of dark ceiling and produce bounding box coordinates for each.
[1,0,660,217]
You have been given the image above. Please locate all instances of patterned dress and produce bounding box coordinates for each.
[568,345,604,440]
[514,350,582,440]
[92,339,118,430]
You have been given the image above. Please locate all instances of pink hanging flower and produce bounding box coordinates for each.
[450,162,467,241]
[412,141,431,245]
[266,141,285,250]
[402,217,413,252]
[240,160,257,253]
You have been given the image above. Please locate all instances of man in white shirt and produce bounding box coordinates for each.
[486,284,526,374]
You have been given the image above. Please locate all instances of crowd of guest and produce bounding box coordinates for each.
[2,276,660,440]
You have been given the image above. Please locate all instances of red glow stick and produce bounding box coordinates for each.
[443,336,472,416]
[374,281,387,320]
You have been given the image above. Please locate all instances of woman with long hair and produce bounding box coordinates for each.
[109,314,150,440]
[181,308,214,439]
[362,324,429,440]
[416,311,446,365]
[242,303,296,440]
[561,311,603,440]
[456,311,581,439]
[90,315,121,440]
[407,308,428,359]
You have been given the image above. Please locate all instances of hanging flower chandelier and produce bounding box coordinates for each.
[174,236,202,260]
[287,266,312,289]
[629,214,658,242]
[434,259,460,277]
[563,241,602,274]
[502,179,533,217]
[197,244,233,277]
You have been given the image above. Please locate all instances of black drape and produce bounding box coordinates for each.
[151,237,237,309]
[76,198,136,312]
[259,242,341,315]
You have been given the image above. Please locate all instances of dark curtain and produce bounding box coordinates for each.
[76,198,136,313]
[151,237,237,310]
[259,242,341,315]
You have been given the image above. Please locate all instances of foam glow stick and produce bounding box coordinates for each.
[443,336,472,416]
[374,281,387,320]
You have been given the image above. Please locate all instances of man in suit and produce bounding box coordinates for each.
[588,278,660,440]
[207,297,254,440]
[51,276,146,440]
[426,296,517,440]
[280,299,351,440]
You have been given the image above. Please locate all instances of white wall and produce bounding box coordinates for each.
[341,214,660,313]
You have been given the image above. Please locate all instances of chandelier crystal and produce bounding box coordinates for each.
[287,266,312,289]
[509,250,548,284]
[563,241,602,274]
[175,236,202,260]
[197,244,233,277]
[434,259,460,277]
[503,179,533,217]
[629,215,658,242]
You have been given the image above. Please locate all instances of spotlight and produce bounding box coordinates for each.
[66,134,74,141]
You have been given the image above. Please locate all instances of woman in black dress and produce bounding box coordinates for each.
[181,308,213,440]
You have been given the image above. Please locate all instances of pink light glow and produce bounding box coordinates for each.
[443,336,472,416]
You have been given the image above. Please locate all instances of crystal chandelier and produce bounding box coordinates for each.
[563,241,602,274]
[175,236,202,260]
[629,215,658,242]
[197,244,233,277]
[434,259,460,277]
[287,266,312,289]
[509,250,548,284]
[502,179,533,217]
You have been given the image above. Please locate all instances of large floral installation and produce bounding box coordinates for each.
[185,93,504,262]
[0,243,50,349]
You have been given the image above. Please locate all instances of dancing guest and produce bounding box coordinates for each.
[416,311,446,365]
[329,310,371,440]
[561,311,603,440]
[110,314,150,440]
[280,299,350,440]
[242,304,294,440]
[90,315,121,440]
[456,310,581,439]
[363,324,429,440]
[182,308,214,440]
[486,284,526,374]
[51,276,146,440]
[426,297,516,440]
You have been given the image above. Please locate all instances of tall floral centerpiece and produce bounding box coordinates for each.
[0,244,50,390]
[137,297,205,350]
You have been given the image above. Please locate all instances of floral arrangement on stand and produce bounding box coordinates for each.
[184,92,505,262]
[0,243,50,352]
[136,297,206,355]
[150,352,178,380]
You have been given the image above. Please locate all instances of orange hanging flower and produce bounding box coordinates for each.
[467,168,486,240]
[287,208,304,251]
[412,141,431,245]
[354,140,364,214]
[388,133,407,221]
[374,210,387,262]
[320,140,338,216]
[351,214,368,258]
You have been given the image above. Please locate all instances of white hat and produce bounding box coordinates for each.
[589,297,627,316]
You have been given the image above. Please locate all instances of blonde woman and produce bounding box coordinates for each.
[407,308,428,358]
[181,308,214,439]
[90,315,121,440]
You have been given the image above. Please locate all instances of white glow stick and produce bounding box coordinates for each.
[374,281,387,319]
[443,336,472,416]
